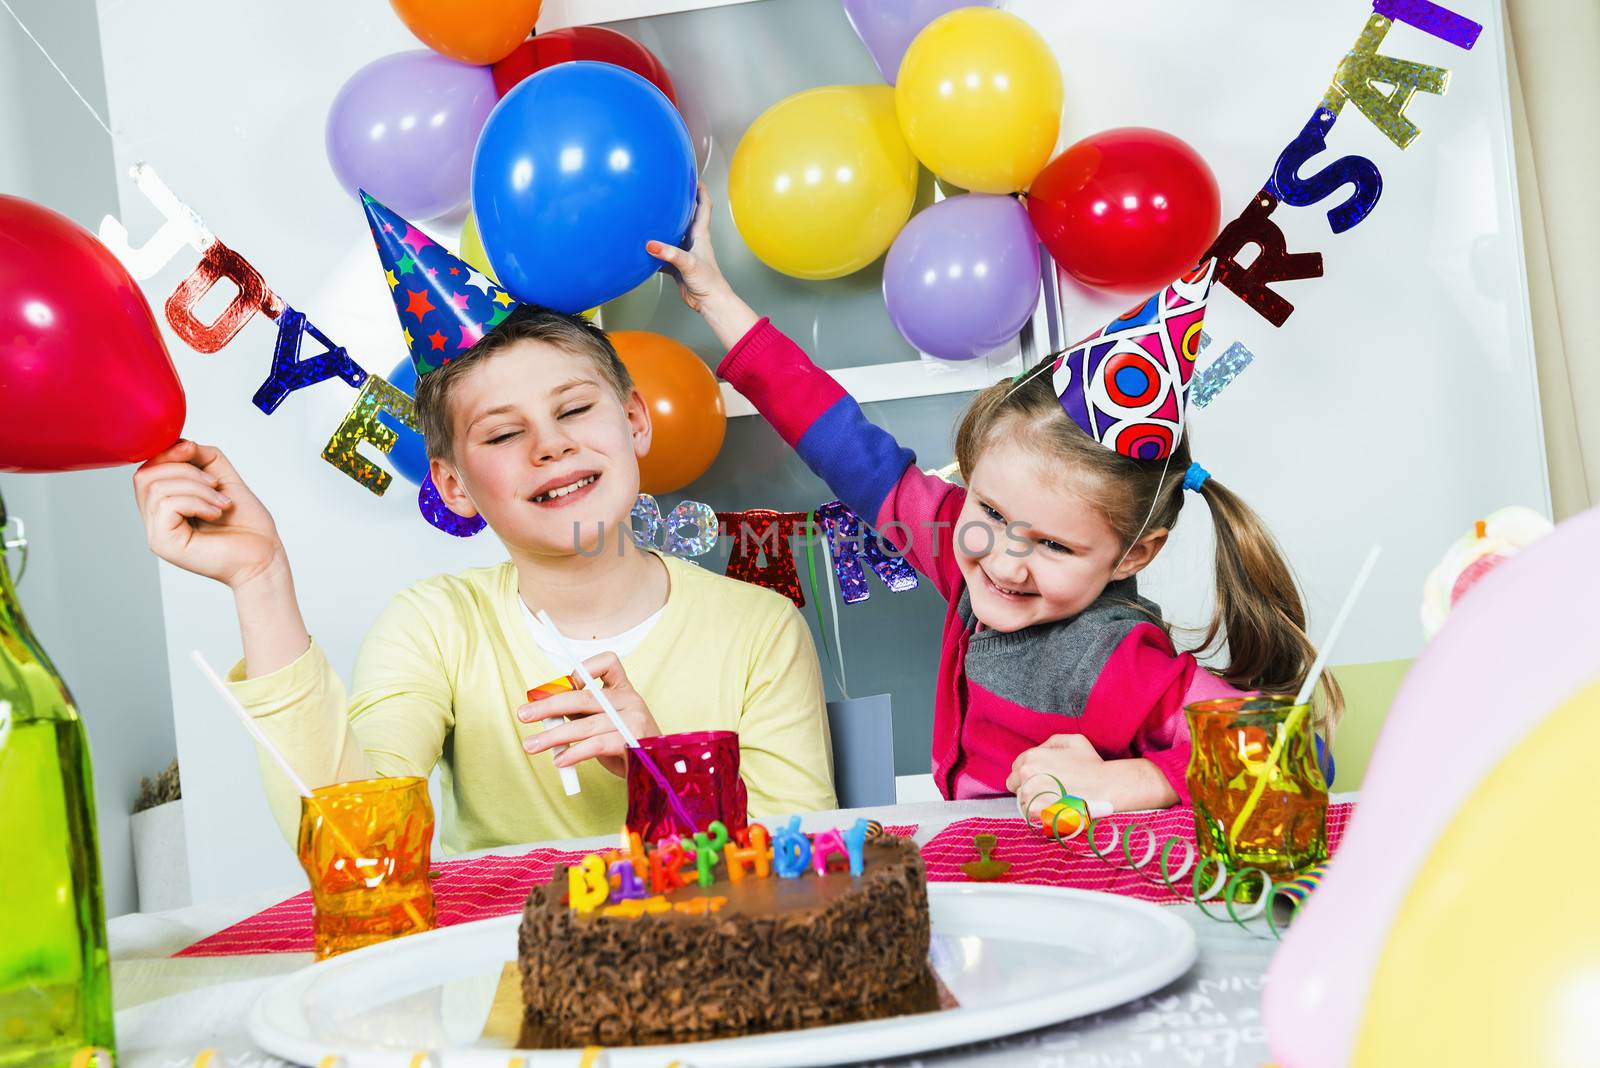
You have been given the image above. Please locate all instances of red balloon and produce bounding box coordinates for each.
[0,196,185,472]
[492,27,677,106]
[1027,128,1221,295]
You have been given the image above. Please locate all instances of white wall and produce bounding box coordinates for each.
[0,0,176,918]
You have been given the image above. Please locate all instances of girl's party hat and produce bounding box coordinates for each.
[361,190,519,378]
[1050,259,1218,461]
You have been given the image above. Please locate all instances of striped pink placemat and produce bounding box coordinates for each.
[920,803,1353,904]
[175,823,919,957]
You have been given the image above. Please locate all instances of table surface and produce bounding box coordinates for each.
[110,797,1316,1067]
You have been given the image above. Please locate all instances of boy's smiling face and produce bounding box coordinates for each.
[431,339,650,556]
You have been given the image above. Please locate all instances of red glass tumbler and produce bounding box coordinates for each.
[625,730,748,842]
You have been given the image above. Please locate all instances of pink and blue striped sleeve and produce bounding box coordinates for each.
[718,319,966,598]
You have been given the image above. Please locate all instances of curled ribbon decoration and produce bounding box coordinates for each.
[1015,774,1325,940]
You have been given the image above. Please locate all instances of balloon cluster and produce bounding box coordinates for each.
[730,3,1221,361]
[327,3,696,317]
[323,5,716,491]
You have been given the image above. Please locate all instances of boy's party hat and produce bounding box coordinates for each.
[362,190,519,378]
[1051,259,1217,461]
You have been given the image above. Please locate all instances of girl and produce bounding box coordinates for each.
[649,190,1338,812]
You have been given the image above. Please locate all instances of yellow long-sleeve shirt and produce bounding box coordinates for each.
[228,553,835,852]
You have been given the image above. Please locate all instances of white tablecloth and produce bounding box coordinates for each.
[109,798,1310,1067]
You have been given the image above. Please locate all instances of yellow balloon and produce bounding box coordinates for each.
[1353,677,1600,1067]
[459,212,498,283]
[895,8,1063,194]
[461,213,596,319]
[729,84,919,281]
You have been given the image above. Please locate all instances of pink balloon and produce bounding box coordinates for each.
[1264,505,1600,1066]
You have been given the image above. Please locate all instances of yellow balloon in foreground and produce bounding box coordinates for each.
[1353,677,1600,1067]
[895,7,1063,194]
[729,84,918,281]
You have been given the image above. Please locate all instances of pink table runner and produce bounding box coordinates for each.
[175,824,919,957]
[920,803,1353,905]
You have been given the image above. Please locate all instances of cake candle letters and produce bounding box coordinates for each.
[723,823,772,882]
[841,819,870,877]
[771,817,813,879]
[609,859,647,901]
[569,817,877,913]
[568,855,610,915]
[811,828,850,877]
[690,821,730,887]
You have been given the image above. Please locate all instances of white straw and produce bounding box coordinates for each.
[534,610,640,748]
[190,650,314,798]
[1294,545,1382,707]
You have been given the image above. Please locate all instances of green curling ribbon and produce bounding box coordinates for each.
[1021,776,1318,941]
[801,516,841,690]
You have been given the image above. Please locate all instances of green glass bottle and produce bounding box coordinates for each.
[0,488,116,1066]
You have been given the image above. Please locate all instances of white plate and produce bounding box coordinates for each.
[250,883,1196,1067]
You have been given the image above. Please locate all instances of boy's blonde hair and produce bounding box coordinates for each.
[414,304,634,464]
[955,371,1343,733]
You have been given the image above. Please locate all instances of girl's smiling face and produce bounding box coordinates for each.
[954,436,1162,632]
[431,340,650,557]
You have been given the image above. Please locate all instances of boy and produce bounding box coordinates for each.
[133,199,834,852]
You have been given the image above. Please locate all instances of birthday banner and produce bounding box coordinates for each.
[1195,0,1481,383]
[98,165,422,499]
[624,493,920,611]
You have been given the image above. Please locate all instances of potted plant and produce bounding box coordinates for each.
[130,758,190,912]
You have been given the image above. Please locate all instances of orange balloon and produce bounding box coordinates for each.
[611,331,726,494]
[389,0,542,66]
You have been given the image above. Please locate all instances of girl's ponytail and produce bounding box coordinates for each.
[1197,478,1344,736]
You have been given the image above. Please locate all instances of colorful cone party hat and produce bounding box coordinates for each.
[1050,259,1217,461]
[362,190,519,378]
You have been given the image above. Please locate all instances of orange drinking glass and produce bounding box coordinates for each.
[295,776,436,959]
[1186,696,1328,882]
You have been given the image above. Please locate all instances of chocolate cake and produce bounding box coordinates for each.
[517,835,935,1046]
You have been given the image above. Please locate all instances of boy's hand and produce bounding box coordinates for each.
[133,441,287,591]
[518,652,663,778]
[647,186,759,349]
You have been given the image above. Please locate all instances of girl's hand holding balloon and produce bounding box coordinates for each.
[646,186,760,349]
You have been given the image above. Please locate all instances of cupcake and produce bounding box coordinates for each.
[1421,506,1553,638]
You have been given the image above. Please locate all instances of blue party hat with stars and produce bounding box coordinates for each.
[361,190,519,378]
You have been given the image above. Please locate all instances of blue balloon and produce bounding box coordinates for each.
[471,61,696,314]
[377,356,430,487]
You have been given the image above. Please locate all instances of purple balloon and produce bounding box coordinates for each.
[841,0,999,84]
[884,194,1041,362]
[326,51,497,221]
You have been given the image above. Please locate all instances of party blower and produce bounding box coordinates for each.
[533,609,700,836]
